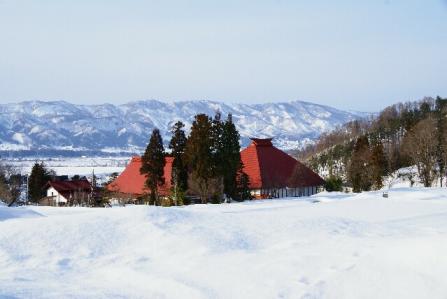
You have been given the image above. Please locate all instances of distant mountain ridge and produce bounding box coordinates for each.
[0,99,367,155]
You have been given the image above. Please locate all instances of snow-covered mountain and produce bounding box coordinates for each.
[0,100,367,154]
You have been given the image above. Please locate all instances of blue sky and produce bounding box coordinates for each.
[0,0,446,111]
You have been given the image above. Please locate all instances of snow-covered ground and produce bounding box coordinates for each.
[1,188,447,298]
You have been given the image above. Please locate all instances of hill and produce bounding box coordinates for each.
[0,99,366,156]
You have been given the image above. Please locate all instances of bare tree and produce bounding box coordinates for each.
[188,174,223,204]
[403,118,438,187]
[0,163,22,207]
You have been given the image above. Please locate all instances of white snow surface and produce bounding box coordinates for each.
[1,188,447,298]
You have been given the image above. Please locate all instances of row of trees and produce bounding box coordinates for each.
[0,161,55,206]
[140,112,251,205]
[299,96,447,192]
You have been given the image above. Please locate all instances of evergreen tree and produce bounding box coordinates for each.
[140,128,166,205]
[347,136,372,192]
[236,168,252,201]
[324,176,343,192]
[370,139,388,189]
[211,111,224,177]
[169,121,188,205]
[435,97,447,186]
[184,114,216,203]
[28,162,52,203]
[220,113,242,199]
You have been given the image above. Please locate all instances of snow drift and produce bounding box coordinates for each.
[0,188,446,298]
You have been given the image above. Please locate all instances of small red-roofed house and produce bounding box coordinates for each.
[43,179,93,206]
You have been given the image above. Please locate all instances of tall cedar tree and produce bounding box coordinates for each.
[169,121,188,205]
[140,128,166,205]
[348,136,372,192]
[28,162,53,203]
[435,97,447,186]
[184,114,215,203]
[220,113,243,199]
[211,111,224,178]
[370,139,388,189]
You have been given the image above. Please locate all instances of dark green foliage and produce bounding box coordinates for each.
[435,97,447,186]
[184,114,216,203]
[140,128,166,205]
[370,139,388,189]
[324,176,343,192]
[211,111,224,178]
[348,136,372,192]
[236,169,252,201]
[28,162,53,203]
[169,121,188,205]
[220,113,242,200]
[183,112,244,204]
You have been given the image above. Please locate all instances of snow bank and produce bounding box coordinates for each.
[0,206,43,221]
[0,188,446,298]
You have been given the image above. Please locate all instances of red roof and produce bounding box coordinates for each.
[107,156,173,196]
[108,138,323,196]
[46,179,92,199]
[241,138,324,189]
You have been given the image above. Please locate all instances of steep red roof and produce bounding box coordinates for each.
[107,156,173,196]
[241,138,324,189]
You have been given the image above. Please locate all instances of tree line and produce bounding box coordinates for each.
[139,112,252,206]
[297,96,447,192]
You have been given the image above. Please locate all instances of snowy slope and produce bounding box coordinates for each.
[0,100,367,152]
[0,188,446,298]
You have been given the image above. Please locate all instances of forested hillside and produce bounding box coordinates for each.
[297,96,447,192]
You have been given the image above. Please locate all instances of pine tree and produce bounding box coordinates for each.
[28,162,53,203]
[140,128,166,205]
[370,139,388,190]
[347,136,372,192]
[220,113,242,200]
[169,121,188,205]
[211,111,224,177]
[184,114,215,203]
[435,97,447,186]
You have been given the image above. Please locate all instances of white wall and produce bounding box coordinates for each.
[46,186,68,204]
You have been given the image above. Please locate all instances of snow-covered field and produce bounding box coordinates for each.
[3,157,128,176]
[2,157,128,185]
[1,188,447,298]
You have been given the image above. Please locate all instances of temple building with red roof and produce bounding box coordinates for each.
[108,138,324,201]
[241,138,325,199]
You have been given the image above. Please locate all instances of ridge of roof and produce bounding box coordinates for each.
[250,138,273,146]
